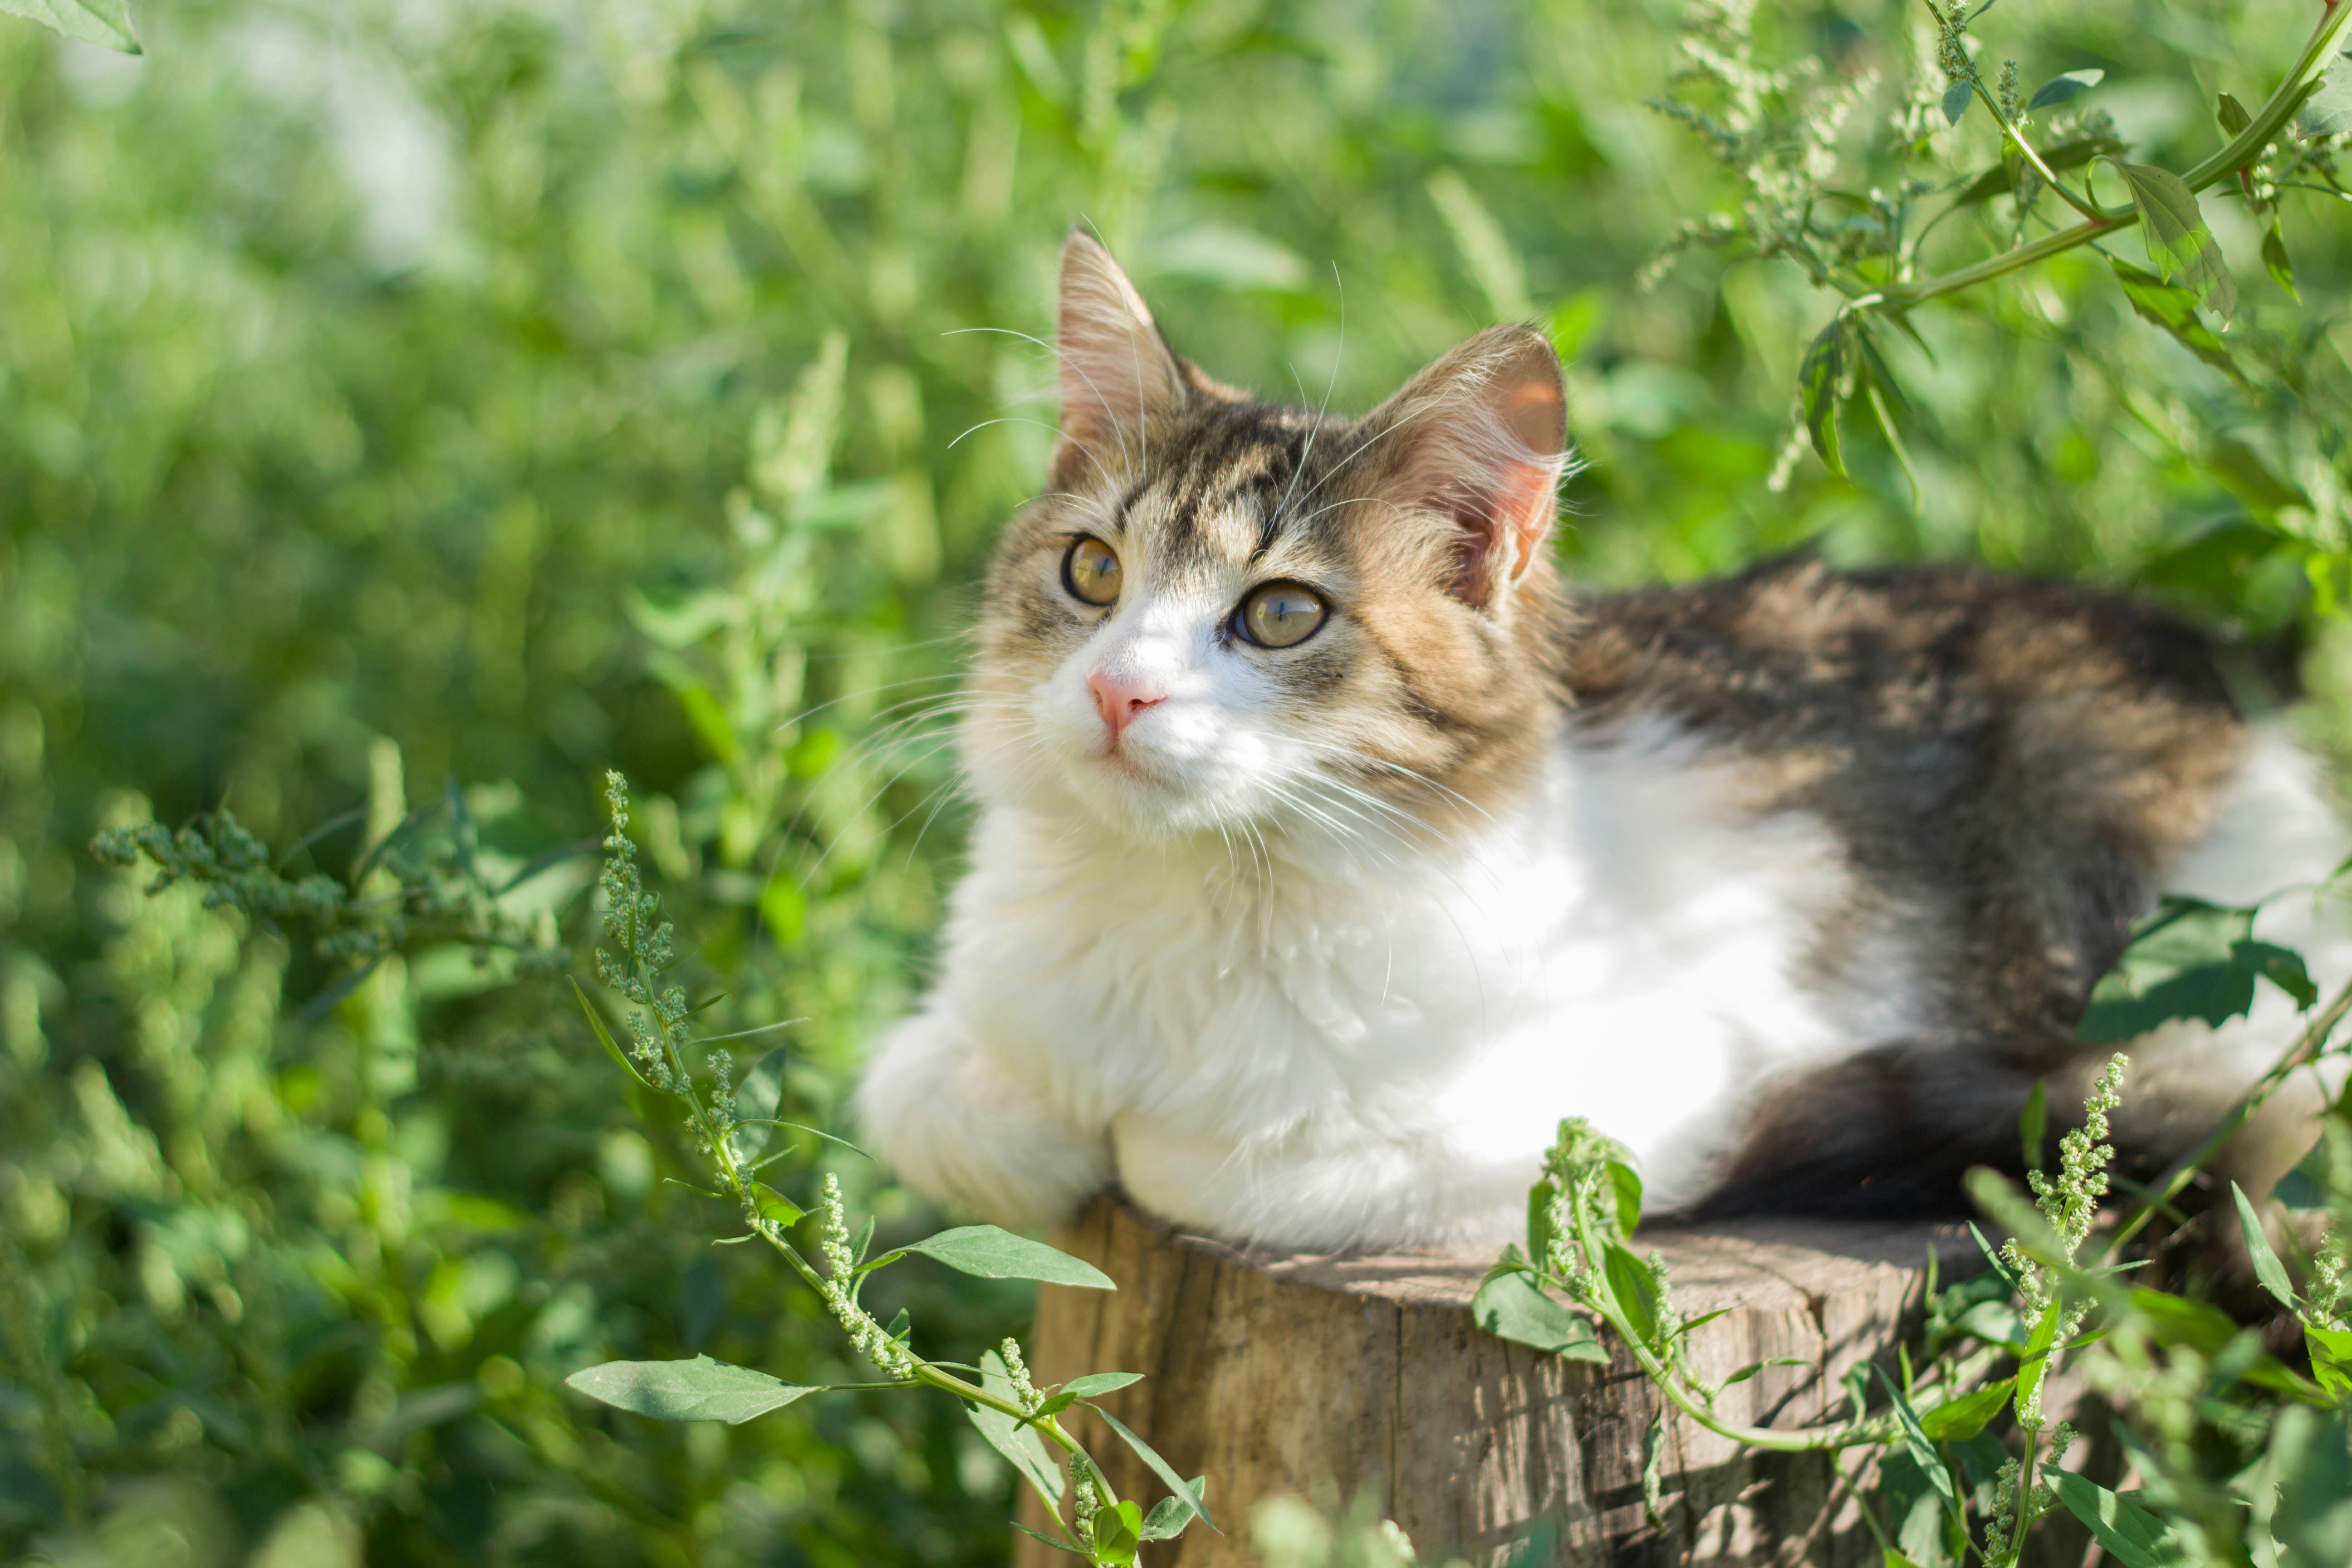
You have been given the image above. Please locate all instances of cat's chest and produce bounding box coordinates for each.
[941,723,1881,1135]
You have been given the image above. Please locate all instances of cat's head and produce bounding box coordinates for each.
[965,232,1574,846]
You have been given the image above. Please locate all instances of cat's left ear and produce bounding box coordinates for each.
[1359,326,1568,607]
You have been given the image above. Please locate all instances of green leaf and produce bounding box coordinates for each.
[2027,69,2103,112]
[1010,1522,1087,1556]
[882,1226,1115,1290]
[752,1182,804,1226]
[2230,1182,2299,1311]
[1918,1378,2014,1442]
[2262,221,2298,303]
[2275,1134,2332,1210]
[728,1047,788,1162]
[2298,52,2352,137]
[2215,92,2252,137]
[573,980,656,1090]
[2047,1473,2194,1568]
[2107,259,2246,387]
[0,0,140,53]
[2265,1408,2352,1567]
[2203,438,2312,523]
[1605,1159,1644,1235]
[2013,1299,2062,1423]
[2078,897,2312,1042]
[1526,1186,1555,1273]
[1798,318,1846,478]
[2305,1325,2352,1400]
[1953,133,2125,206]
[1093,1408,1217,1534]
[967,1349,1064,1506]
[1470,1266,1609,1362]
[1878,1369,1960,1524]
[1941,82,1973,126]
[2019,1082,2047,1172]
[565,1355,815,1425]
[2128,1288,2325,1401]
[1720,1357,1810,1388]
[1060,1372,1143,1399]
[1602,1242,1663,1348]
[1140,1481,1207,1540]
[1091,1499,1144,1564]
[2103,159,2237,318]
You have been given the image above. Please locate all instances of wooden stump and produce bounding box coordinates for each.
[1015,1196,1981,1568]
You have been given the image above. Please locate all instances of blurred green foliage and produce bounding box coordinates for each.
[5,0,2352,1563]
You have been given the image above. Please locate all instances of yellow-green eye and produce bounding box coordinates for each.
[1062,535,1122,606]
[1237,581,1328,649]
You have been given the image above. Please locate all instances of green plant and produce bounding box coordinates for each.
[1479,885,2352,1565]
[564,773,1215,1564]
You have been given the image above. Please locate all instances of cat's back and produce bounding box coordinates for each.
[1565,554,2248,1038]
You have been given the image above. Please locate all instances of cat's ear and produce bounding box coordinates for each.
[1053,232,1186,488]
[1359,326,1569,606]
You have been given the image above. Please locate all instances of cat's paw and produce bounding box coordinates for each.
[854,1012,1111,1230]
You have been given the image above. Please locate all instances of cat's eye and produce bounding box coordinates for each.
[1062,535,1123,606]
[1236,581,1328,649]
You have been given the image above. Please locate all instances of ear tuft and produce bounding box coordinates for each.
[1360,326,1568,606]
[1054,233,1186,488]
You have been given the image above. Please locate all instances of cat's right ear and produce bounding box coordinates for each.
[1053,232,1185,490]
[1358,326,1569,608]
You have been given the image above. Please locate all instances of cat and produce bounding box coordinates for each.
[854,231,2349,1253]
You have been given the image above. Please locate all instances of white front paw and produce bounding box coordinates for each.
[854,1012,1111,1229]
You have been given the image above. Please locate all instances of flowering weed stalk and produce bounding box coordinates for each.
[568,771,1213,1564]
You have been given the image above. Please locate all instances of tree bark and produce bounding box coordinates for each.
[1014,1195,1984,1568]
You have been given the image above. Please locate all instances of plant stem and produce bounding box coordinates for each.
[2096,972,2352,1259]
[1878,0,2352,312]
[1559,1207,1894,1454]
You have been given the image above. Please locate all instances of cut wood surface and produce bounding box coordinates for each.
[1014,1196,1983,1568]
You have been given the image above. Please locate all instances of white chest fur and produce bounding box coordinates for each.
[862,715,1884,1250]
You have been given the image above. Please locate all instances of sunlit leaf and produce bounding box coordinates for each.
[967,1348,1064,1506]
[727,1047,788,1163]
[1090,1498,1144,1564]
[878,1225,1114,1289]
[566,1355,815,1425]
[1094,1408,1217,1533]
[1141,1481,1207,1540]
[1470,1265,1609,1362]
[2262,221,2298,303]
[2103,159,2237,318]
[0,0,139,53]
[2230,1183,2299,1312]
[574,980,655,1089]
[752,1182,804,1225]
[2298,51,2352,137]
[1878,1369,1960,1523]
[1952,133,2124,206]
[2078,897,2313,1042]
[1797,318,1845,478]
[2047,1473,2194,1568]
[1918,1377,2013,1442]
[1605,1159,1643,1235]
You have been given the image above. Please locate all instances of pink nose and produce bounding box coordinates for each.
[1088,671,1165,743]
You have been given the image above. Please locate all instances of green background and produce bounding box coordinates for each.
[5,0,2349,1563]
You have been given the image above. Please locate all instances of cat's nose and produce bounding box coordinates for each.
[1087,670,1166,744]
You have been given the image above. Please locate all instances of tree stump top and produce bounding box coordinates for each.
[1019,1196,1981,1568]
